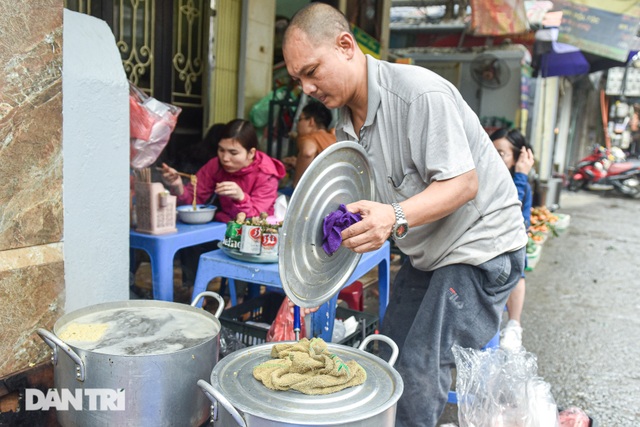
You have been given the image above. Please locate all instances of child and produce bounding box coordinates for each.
[490,127,535,351]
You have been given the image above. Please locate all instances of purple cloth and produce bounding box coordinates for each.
[322,204,362,255]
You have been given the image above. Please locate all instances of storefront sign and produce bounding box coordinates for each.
[351,25,380,59]
[555,0,640,61]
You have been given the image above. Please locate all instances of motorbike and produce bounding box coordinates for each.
[568,145,640,198]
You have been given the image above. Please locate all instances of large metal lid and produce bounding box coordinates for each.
[209,341,402,424]
[279,141,374,307]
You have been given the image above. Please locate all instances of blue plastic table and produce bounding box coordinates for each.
[192,240,391,342]
[129,221,227,301]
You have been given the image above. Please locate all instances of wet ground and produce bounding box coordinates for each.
[520,190,640,426]
[432,190,640,426]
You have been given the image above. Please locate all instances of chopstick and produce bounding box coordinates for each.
[135,168,151,183]
[155,166,192,179]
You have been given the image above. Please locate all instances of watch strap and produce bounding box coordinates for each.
[392,202,406,223]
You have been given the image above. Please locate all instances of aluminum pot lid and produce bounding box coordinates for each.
[279,141,374,308]
[209,342,403,423]
[53,300,221,356]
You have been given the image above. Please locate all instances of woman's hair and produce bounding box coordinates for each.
[220,119,258,151]
[489,127,533,163]
[302,101,332,130]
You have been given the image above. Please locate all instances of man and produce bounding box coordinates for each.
[283,3,527,427]
[283,100,336,187]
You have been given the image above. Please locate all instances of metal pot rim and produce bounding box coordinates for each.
[209,340,403,424]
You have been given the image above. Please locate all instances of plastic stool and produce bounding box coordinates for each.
[338,281,364,311]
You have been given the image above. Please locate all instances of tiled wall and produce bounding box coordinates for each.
[0,1,65,377]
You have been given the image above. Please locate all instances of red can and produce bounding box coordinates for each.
[240,225,262,254]
[261,232,279,256]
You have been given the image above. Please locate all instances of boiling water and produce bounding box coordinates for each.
[57,306,218,356]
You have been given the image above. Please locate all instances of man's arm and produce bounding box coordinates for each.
[342,169,478,253]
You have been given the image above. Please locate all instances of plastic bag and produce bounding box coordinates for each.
[249,87,285,129]
[129,82,182,168]
[558,407,591,427]
[219,326,247,359]
[266,297,306,342]
[452,345,559,427]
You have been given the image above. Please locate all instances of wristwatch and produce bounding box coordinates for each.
[391,202,409,240]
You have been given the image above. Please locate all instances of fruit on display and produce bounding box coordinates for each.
[528,206,559,243]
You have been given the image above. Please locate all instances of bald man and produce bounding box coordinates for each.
[283,4,527,427]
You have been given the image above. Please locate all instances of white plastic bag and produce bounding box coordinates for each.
[452,345,559,427]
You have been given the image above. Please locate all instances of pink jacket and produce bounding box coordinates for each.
[177,151,286,223]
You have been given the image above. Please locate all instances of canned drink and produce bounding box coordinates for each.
[261,232,279,256]
[224,222,243,249]
[240,225,262,254]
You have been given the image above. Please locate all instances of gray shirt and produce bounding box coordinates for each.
[336,55,527,271]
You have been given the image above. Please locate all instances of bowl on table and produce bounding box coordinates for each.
[177,205,217,224]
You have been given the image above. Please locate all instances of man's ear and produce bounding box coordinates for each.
[249,147,257,160]
[336,31,356,59]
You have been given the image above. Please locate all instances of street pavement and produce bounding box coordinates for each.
[521,190,640,426]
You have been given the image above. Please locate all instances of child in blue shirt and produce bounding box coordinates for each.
[490,127,535,350]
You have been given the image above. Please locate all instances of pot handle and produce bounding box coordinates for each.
[197,379,247,427]
[358,334,399,367]
[191,291,225,318]
[36,328,86,382]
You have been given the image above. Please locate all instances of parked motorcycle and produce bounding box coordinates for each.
[568,145,640,198]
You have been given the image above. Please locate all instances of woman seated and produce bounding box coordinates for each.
[161,119,286,222]
[161,119,285,295]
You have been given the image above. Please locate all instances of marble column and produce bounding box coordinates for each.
[0,1,65,376]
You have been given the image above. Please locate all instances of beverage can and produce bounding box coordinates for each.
[261,232,279,256]
[240,225,262,254]
[223,222,243,249]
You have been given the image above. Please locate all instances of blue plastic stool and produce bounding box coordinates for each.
[192,240,391,341]
[129,221,227,301]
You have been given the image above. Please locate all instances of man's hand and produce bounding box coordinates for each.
[286,297,319,316]
[340,200,395,253]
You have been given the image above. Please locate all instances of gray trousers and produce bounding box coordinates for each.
[380,247,525,427]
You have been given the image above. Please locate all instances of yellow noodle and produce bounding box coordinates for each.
[58,323,110,343]
[191,175,198,211]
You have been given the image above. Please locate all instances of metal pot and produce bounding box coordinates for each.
[37,291,224,427]
[198,335,403,427]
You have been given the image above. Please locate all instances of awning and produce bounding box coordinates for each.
[538,41,589,77]
[533,28,638,77]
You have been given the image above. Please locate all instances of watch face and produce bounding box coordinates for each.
[395,223,408,239]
